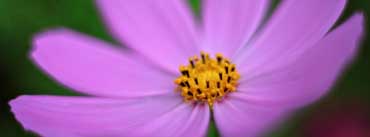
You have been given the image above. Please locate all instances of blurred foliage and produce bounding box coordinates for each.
[0,0,369,137]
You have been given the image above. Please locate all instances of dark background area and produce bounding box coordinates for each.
[0,0,369,137]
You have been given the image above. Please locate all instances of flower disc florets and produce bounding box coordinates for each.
[175,52,240,107]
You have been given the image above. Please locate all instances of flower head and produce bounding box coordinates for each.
[10,0,364,137]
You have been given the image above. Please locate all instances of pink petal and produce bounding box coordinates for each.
[10,94,210,137]
[32,29,175,98]
[214,93,287,137]
[201,0,269,58]
[238,13,364,108]
[96,0,200,73]
[138,103,210,137]
[236,0,346,79]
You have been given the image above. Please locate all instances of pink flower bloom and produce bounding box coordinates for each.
[10,0,364,137]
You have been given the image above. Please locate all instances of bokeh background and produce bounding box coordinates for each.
[0,0,369,137]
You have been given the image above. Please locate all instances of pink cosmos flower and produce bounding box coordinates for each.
[10,0,364,137]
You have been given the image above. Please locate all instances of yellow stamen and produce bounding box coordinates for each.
[174,52,240,107]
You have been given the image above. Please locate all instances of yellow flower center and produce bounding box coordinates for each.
[174,52,240,107]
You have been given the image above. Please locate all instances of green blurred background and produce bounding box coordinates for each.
[0,0,369,137]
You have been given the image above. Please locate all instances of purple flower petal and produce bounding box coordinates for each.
[32,29,175,98]
[235,0,346,79]
[238,13,364,108]
[214,93,287,137]
[10,94,210,137]
[96,0,200,73]
[201,0,269,58]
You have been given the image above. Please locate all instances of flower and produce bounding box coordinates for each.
[9,0,364,137]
